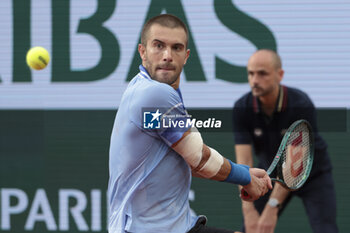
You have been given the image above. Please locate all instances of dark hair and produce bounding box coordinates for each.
[141,14,189,48]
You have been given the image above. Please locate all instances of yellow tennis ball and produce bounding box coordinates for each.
[26,46,50,70]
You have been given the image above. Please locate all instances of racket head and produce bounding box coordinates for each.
[268,119,314,190]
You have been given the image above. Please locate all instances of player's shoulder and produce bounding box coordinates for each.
[131,77,180,108]
[147,79,175,96]
[139,78,177,99]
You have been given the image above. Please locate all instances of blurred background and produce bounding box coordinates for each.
[0,0,349,232]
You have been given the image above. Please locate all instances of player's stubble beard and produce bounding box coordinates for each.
[145,61,180,86]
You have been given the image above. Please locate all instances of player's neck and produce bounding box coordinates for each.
[259,86,280,116]
[171,77,180,89]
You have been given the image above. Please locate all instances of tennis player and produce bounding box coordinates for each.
[108,14,272,233]
[233,49,338,233]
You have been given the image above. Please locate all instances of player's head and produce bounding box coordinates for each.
[138,14,190,89]
[247,49,284,98]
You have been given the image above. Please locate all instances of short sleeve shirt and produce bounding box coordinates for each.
[233,85,332,177]
[108,65,196,233]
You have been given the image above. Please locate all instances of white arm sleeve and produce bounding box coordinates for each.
[172,127,224,178]
[198,147,224,178]
[172,127,203,168]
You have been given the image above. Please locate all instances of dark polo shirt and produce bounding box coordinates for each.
[233,85,332,178]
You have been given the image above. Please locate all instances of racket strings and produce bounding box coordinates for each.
[281,123,311,189]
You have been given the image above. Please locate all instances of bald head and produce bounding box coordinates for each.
[247,49,284,98]
[249,49,282,71]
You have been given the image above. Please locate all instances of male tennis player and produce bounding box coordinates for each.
[233,49,338,233]
[108,14,272,233]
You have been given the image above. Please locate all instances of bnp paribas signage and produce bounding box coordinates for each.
[9,0,276,83]
[1,0,278,108]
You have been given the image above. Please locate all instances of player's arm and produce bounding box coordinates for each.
[172,128,233,181]
[172,128,271,200]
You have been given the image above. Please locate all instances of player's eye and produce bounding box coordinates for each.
[155,43,164,49]
[173,44,183,51]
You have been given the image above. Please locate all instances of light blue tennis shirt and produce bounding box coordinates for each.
[108,65,197,233]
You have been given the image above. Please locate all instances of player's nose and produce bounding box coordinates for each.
[162,47,173,62]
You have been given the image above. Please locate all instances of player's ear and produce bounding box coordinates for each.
[138,44,146,61]
[183,49,190,65]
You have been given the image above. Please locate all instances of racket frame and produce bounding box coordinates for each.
[266,119,314,190]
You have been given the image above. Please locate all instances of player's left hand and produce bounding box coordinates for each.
[241,168,272,201]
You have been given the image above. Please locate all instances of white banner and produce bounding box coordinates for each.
[0,0,349,109]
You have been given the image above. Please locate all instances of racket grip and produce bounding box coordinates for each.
[240,189,251,199]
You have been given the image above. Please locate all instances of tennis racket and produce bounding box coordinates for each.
[241,119,314,198]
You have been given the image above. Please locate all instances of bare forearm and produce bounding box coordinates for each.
[235,144,253,167]
[269,182,290,204]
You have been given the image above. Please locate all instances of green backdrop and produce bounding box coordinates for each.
[0,110,349,232]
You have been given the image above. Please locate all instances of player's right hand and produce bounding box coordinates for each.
[241,168,272,201]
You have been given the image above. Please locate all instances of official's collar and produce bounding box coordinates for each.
[253,85,288,114]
